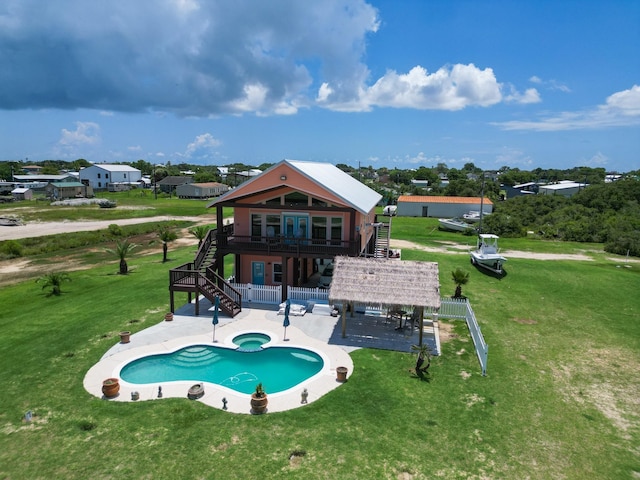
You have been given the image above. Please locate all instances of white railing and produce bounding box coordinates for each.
[287,286,330,303]
[437,297,488,376]
[438,297,468,319]
[465,301,488,376]
[230,283,281,304]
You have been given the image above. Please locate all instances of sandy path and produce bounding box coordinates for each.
[390,239,595,261]
[0,216,209,241]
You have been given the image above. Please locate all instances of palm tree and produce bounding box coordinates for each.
[451,267,470,298]
[158,226,178,263]
[411,343,431,379]
[189,225,210,248]
[106,239,138,274]
[37,272,71,297]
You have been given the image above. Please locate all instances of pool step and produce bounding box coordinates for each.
[172,347,222,367]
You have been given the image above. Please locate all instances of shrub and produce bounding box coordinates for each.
[108,224,123,236]
[0,240,23,258]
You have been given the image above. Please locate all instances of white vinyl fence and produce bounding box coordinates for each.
[438,298,488,376]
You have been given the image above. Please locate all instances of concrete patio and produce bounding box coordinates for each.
[83,297,439,414]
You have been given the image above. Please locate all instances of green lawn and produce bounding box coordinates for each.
[0,212,638,479]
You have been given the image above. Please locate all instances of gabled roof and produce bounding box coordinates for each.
[398,195,493,205]
[13,174,74,181]
[86,164,140,172]
[210,159,381,214]
[48,182,85,188]
[186,182,227,188]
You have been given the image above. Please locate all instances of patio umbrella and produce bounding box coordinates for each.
[283,298,291,341]
[212,295,220,342]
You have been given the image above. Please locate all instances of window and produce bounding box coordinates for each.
[273,263,283,283]
[251,214,262,241]
[106,173,109,179]
[98,182,102,188]
[284,191,308,206]
[124,173,127,179]
[331,218,342,244]
[312,216,327,244]
[97,173,101,179]
[266,215,281,237]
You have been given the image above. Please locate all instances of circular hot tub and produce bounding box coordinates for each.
[232,332,271,351]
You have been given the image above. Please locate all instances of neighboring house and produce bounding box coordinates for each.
[157,176,193,194]
[13,174,76,184]
[22,165,43,175]
[45,182,93,200]
[176,182,229,199]
[11,187,33,201]
[79,164,142,190]
[538,181,588,197]
[411,179,430,189]
[397,195,493,218]
[502,182,539,198]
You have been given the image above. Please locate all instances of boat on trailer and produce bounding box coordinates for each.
[438,217,474,232]
[470,234,507,274]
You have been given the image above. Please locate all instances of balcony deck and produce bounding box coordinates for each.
[215,233,359,258]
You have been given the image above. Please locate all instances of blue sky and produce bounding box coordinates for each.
[1,0,638,172]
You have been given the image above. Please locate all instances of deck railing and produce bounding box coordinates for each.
[217,232,359,257]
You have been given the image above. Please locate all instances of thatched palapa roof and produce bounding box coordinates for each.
[328,256,440,310]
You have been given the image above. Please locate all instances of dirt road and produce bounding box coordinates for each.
[390,239,595,261]
[0,216,207,241]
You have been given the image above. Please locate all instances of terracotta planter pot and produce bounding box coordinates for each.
[250,394,268,414]
[336,366,348,382]
[164,312,174,322]
[119,331,131,344]
[102,378,120,398]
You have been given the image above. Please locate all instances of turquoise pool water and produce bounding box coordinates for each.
[119,343,324,394]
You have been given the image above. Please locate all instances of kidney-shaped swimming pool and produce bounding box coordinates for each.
[119,340,325,395]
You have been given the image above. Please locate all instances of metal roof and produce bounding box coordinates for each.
[398,195,493,205]
[85,164,140,172]
[284,159,381,214]
[211,159,381,214]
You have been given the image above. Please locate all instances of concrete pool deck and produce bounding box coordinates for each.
[84,298,438,414]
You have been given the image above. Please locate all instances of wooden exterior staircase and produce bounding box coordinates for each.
[373,219,392,258]
[169,227,242,317]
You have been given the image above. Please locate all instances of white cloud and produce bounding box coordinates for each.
[128,145,142,152]
[0,0,379,117]
[504,86,541,104]
[587,151,609,166]
[528,75,570,93]
[494,146,533,167]
[494,85,640,131]
[58,121,101,146]
[319,64,504,111]
[185,133,222,158]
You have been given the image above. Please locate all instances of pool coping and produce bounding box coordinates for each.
[83,306,354,414]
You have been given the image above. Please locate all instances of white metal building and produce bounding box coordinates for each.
[397,195,493,218]
[79,164,142,190]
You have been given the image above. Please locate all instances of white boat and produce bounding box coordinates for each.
[462,210,490,223]
[470,234,507,274]
[438,217,474,232]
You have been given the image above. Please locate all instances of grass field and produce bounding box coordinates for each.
[0,205,638,479]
